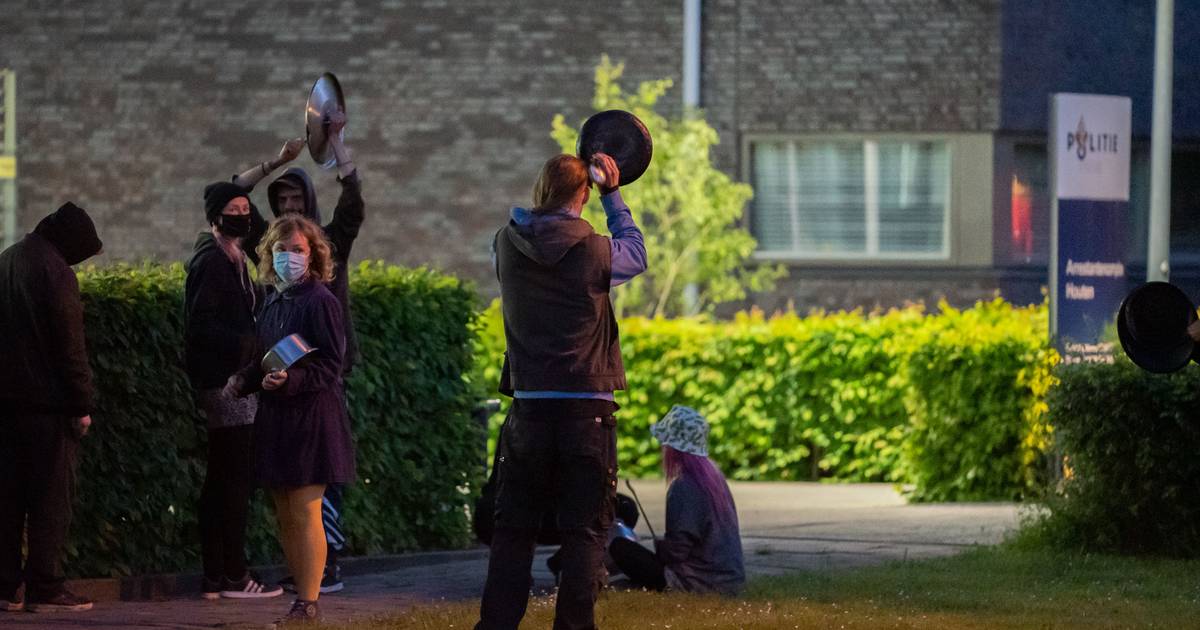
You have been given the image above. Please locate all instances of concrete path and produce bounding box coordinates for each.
[4,481,1021,629]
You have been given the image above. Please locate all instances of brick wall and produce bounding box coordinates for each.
[1,0,1001,304]
[0,0,681,282]
[702,0,1001,173]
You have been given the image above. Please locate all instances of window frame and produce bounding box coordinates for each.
[742,132,956,264]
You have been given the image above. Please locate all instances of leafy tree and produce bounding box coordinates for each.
[551,56,785,318]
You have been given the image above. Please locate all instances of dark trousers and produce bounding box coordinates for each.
[0,411,79,600]
[321,381,349,570]
[322,483,345,569]
[608,538,666,591]
[477,399,618,630]
[198,424,255,582]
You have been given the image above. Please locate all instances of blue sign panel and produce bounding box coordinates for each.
[1055,199,1126,363]
[1050,94,1131,365]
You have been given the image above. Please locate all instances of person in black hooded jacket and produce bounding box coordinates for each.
[184,182,280,600]
[0,202,102,613]
[229,111,362,593]
[232,114,363,375]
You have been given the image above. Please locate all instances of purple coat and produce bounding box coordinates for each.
[237,278,356,487]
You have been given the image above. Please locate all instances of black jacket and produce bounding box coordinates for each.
[495,214,626,394]
[0,215,101,416]
[184,232,262,389]
[241,168,364,373]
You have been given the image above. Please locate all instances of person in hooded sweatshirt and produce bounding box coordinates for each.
[0,203,103,613]
[231,112,362,593]
[184,183,281,601]
[477,153,647,630]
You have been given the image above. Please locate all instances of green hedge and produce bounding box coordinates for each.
[900,302,1057,502]
[1022,360,1200,556]
[69,262,482,577]
[477,299,1056,500]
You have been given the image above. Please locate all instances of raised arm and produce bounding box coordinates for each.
[232,138,305,191]
[603,190,646,288]
[589,153,646,288]
[322,111,365,258]
[326,111,357,181]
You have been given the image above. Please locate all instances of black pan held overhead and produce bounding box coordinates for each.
[576,110,653,186]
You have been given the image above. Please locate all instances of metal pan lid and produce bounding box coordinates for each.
[305,72,346,170]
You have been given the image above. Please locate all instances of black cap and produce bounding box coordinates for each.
[203,182,249,225]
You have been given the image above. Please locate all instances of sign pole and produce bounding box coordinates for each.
[1,70,16,249]
[1147,0,1174,282]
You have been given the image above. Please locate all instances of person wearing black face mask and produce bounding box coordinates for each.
[183,183,281,600]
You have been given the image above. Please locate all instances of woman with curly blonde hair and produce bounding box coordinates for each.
[226,214,355,625]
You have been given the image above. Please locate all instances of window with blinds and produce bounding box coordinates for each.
[751,139,950,259]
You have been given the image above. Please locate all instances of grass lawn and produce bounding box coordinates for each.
[331,546,1200,629]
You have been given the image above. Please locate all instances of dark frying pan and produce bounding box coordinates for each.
[576,110,653,186]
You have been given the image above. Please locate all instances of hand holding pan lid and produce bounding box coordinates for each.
[305,72,346,170]
[576,110,653,186]
[1117,281,1198,373]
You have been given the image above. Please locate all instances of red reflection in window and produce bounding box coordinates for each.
[1011,174,1033,257]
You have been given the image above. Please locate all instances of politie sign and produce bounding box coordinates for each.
[1049,93,1131,364]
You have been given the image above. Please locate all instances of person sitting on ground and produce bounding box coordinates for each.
[608,405,745,595]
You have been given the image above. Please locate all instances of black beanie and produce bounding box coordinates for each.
[33,202,103,266]
[203,182,249,225]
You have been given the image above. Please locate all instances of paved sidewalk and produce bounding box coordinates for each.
[4,481,1021,629]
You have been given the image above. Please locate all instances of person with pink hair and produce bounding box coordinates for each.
[609,406,745,595]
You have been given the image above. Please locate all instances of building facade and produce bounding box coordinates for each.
[2,0,1198,311]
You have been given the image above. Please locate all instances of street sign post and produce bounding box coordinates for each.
[0,69,16,249]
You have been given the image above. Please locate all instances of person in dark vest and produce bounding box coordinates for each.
[232,112,362,594]
[185,183,281,600]
[477,152,646,630]
[0,202,102,613]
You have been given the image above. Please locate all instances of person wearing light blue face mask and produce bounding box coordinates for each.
[273,250,309,288]
[224,215,355,625]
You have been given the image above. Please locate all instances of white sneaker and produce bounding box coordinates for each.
[220,575,283,599]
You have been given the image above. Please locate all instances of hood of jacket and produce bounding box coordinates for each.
[185,231,220,274]
[503,206,595,267]
[267,167,321,224]
[32,202,103,266]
